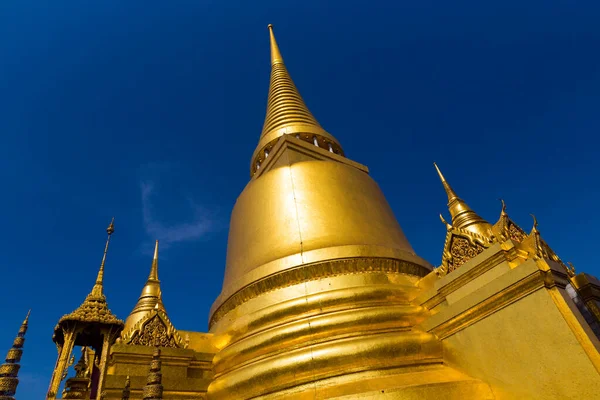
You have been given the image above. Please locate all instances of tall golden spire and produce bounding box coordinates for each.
[433,163,492,238]
[0,310,30,400]
[251,25,344,175]
[91,217,115,297]
[261,24,325,139]
[143,348,163,400]
[124,240,165,323]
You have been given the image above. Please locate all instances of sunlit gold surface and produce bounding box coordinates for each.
[40,25,600,400]
[434,163,492,238]
[251,25,343,176]
[215,146,431,318]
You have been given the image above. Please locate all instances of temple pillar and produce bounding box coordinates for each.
[47,329,76,399]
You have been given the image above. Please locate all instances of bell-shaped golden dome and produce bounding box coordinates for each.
[210,26,431,325]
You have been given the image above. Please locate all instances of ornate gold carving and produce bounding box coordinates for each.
[143,348,163,400]
[448,237,485,272]
[130,315,178,348]
[507,223,526,243]
[209,257,430,328]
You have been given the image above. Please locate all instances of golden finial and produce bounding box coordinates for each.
[267,24,283,65]
[107,217,115,235]
[149,240,159,281]
[95,218,116,290]
[530,214,539,232]
[433,162,459,203]
[433,163,492,238]
[0,310,31,399]
[23,309,31,325]
[500,199,507,215]
[439,213,451,230]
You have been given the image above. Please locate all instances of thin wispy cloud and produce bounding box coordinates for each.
[141,181,216,250]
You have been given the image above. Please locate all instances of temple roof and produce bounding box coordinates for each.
[57,219,123,330]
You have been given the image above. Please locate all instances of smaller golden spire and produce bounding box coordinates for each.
[433,162,459,203]
[0,310,30,400]
[91,218,115,297]
[57,220,123,328]
[122,241,174,344]
[143,348,163,400]
[433,163,492,238]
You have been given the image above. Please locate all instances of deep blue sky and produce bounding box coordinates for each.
[1,1,599,398]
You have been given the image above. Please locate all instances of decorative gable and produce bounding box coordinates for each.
[121,309,183,348]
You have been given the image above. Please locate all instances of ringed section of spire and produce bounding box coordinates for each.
[0,310,30,400]
[250,25,344,176]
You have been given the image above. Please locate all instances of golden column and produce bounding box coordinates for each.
[0,310,30,400]
[47,219,124,400]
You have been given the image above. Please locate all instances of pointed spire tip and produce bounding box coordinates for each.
[433,162,446,182]
[268,23,284,65]
[149,240,159,281]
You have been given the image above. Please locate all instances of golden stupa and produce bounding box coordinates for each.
[6,25,597,400]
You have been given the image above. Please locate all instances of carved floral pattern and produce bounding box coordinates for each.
[508,223,526,243]
[448,237,485,272]
[130,315,178,348]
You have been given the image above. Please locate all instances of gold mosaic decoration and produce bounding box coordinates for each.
[448,236,486,272]
[124,309,182,349]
